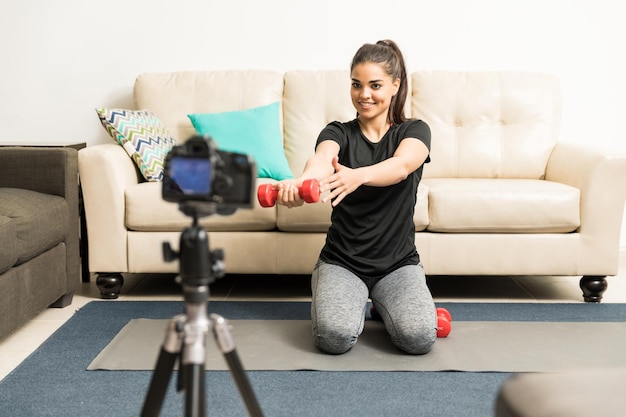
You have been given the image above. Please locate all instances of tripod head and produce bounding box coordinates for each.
[163,201,225,288]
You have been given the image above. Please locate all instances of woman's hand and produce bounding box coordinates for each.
[317,138,429,206]
[319,157,364,206]
[274,179,305,208]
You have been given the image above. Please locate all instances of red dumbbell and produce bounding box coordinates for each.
[370,305,451,338]
[436,307,452,338]
[257,179,320,207]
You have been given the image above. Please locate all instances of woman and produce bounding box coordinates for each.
[276,40,436,355]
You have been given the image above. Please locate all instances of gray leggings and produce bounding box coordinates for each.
[311,260,437,355]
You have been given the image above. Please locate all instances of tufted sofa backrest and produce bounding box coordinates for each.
[282,71,355,175]
[134,70,284,144]
[412,71,561,179]
[134,70,561,181]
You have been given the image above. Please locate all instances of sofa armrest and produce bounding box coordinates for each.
[78,143,141,273]
[0,146,80,290]
[546,142,626,272]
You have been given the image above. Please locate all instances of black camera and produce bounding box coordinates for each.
[162,135,255,211]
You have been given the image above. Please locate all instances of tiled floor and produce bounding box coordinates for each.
[1,252,626,381]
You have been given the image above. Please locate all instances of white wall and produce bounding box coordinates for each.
[1,0,625,244]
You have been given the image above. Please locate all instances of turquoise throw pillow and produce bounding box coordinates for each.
[188,102,293,181]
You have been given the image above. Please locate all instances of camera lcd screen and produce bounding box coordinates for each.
[169,158,211,195]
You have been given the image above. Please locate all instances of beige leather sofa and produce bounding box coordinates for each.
[78,70,626,300]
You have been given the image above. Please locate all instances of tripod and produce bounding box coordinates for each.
[141,203,264,417]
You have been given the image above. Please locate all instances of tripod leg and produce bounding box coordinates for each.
[211,314,265,417]
[183,363,206,417]
[142,316,186,417]
[181,286,211,417]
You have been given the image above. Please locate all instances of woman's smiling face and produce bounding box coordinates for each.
[350,62,399,123]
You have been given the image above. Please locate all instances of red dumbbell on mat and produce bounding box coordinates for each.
[436,307,452,338]
[257,179,320,207]
[370,305,452,338]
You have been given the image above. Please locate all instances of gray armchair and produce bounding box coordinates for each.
[0,147,80,340]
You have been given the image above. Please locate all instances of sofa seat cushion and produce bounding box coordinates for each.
[125,181,277,232]
[0,188,68,272]
[276,182,430,232]
[423,178,580,233]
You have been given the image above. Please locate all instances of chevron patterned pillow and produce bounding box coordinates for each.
[96,108,177,181]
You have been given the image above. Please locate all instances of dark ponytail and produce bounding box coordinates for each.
[350,39,409,125]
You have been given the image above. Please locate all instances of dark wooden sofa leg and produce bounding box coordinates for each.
[580,276,607,303]
[96,272,124,299]
[49,292,74,308]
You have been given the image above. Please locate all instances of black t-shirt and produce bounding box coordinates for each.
[316,118,431,279]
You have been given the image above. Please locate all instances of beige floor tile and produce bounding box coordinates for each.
[0,351,30,380]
